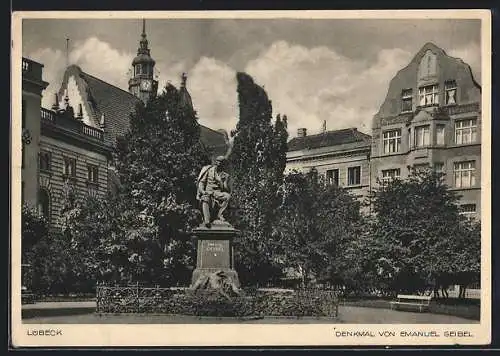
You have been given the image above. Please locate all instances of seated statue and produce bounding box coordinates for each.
[196,156,231,228]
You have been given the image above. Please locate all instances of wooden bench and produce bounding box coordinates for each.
[390,294,432,312]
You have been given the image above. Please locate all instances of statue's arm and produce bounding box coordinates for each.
[197,166,210,195]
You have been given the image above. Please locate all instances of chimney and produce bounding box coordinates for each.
[76,103,83,121]
[100,114,105,129]
[51,93,60,111]
[297,128,307,137]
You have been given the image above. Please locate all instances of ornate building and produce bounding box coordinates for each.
[370,42,481,219]
[21,20,228,227]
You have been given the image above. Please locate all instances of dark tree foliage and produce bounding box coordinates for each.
[274,169,363,288]
[110,83,211,285]
[228,72,289,286]
[364,168,481,295]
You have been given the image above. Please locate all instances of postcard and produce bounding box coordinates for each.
[11,9,491,347]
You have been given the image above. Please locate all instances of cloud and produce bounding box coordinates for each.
[245,41,412,138]
[188,57,238,135]
[28,37,134,108]
[26,47,66,108]
[447,42,481,84]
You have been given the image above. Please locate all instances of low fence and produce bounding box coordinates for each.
[95,283,340,317]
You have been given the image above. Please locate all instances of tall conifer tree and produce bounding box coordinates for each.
[229,72,289,285]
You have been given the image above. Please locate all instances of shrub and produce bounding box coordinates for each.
[96,285,339,318]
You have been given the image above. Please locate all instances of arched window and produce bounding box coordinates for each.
[38,188,51,221]
[135,64,142,76]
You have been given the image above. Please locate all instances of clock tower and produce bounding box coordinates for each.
[128,19,158,105]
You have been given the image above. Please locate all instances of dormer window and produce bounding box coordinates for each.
[401,89,413,113]
[418,84,439,106]
[445,80,457,105]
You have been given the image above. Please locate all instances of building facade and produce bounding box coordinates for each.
[286,127,372,205]
[22,58,48,209]
[285,43,482,219]
[370,42,481,218]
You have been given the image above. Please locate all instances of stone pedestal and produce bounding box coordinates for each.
[190,222,240,288]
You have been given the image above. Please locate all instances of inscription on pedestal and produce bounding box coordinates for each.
[199,240,230,269]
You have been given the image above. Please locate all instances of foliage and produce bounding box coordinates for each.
[364,168,481,295]
[112,83,210,285]
[228,72,289,286]
[96,285,339,317]
[22,204,49,262]
[274,169,363,288]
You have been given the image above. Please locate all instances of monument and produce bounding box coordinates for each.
[190,156,240,292]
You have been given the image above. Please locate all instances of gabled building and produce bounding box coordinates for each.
[286,127,372,203]
[370,42,481,218]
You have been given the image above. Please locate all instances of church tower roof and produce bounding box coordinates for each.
[132,19,155,66]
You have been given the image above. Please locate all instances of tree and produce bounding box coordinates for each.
[228,72,289,286]
[366,168,481,295]
[274,169,362,289]
[112,83,210,285]
[22,204,49,263]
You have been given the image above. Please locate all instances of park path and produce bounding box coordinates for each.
[22,302,477,324]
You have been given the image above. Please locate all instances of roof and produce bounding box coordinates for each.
[372,42,481,129]
[58,65,228,155]
[58,65,141,146]
[287,128,371,152]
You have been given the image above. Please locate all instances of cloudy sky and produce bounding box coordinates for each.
[22,17,481,138]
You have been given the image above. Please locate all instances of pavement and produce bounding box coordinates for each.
[21,301,478,324]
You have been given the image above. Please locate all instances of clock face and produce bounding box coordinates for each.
[141,80,152,91]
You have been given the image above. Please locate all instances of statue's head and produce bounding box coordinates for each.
[214,155,226,167]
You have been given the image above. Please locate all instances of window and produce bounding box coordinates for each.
[455,119,477,144]
[326,169,339,186]
[454,161,476,188]
[135,64,142,76]
[434,162,445,174]
[347,166,361,186]
[418,84,439,106]
[459,204,476,215]
[382,168,400,182]
[413,164,429,173]
[383,129,401,153]
[39,151,51,172]
[408,128,412,149]
[415,125,430,147]
[87,164,99,184]
[401,89,413,112]
[436,124,445,145]
[63,157,76,178]
[445,80,457,105]
[37,188,50,220]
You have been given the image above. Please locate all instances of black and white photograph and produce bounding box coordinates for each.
[11,10,491,347]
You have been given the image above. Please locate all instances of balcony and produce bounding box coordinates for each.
[40,108,104,141]
[444,103,480,115]
[22,58,44,82]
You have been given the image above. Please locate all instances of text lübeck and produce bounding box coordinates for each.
[27,329,63,336]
